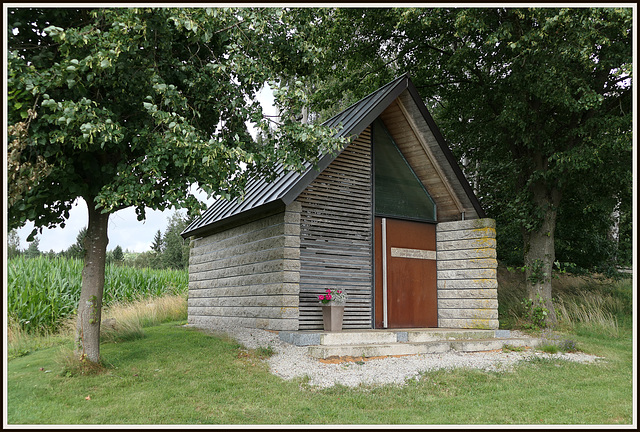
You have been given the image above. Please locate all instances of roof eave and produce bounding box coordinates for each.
[180,200,286,239]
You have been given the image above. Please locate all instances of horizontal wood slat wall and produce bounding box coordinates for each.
[296,128,373,329]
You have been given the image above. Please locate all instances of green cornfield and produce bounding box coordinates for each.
[7,256,188,334]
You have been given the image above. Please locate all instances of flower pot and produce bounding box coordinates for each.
[321,304,345,332]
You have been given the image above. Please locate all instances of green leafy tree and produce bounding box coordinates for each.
[161,212,190,270]
[7,103,51,209]
[7,7,344,362]
[150,229,164,269]
[554,178,632,275]
[65,227,87,260]
[24,237,41,258]
[112,245,124,263]
[302,7,632,324]
[7,229,22,259]
[133,251,154,269]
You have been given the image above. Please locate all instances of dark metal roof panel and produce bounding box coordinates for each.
[181,164,305,238]
[181,75,413,238]
[181,73,486,238]
[323,73,408,137]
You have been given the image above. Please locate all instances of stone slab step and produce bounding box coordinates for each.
[407,329,500,343]
[280,329,513,347]
[306,337,539,359]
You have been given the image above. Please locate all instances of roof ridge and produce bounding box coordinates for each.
[322,73,408,128]
[181,73,484,239]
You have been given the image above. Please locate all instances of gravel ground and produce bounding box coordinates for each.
[198,325,604,389]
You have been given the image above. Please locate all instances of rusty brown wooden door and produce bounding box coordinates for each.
[374,217,437,328]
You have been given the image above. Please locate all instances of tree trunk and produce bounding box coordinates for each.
[522,182,561,326]
[75,197,110,363]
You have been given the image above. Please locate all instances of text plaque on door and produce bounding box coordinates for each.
[390,247,436,260]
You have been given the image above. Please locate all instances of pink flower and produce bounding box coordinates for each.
[337,290,342,294]
[326,289,331,293]
[319,295,325,301]
[327,294,332,300]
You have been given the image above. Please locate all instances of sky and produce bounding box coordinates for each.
[9,84,277,254]
[14,193,210,254]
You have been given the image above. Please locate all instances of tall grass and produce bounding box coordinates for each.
[7,256,188,335]
[8,293,188,360]
[554,282,631,338]
[6,314,76,360]
[555,297,619,338]
[497,265,632,337]
[100,294,188,343]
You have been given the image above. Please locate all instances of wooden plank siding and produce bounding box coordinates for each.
[296,128,373,329]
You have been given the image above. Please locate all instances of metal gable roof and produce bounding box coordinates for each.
[181,74,484,239]
[323,73,410,138]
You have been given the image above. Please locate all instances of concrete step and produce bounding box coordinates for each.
[306,337,540,359]
[279,328,513,347]
[406,329,499,343]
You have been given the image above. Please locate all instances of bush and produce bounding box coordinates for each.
[520,295,549,329]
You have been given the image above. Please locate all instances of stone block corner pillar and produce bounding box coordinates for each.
[436,218,499,329]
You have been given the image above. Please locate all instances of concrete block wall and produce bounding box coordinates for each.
[186,203,301,331]
[436,218,499,329]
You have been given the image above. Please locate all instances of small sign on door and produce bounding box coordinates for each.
[390,247,436,260]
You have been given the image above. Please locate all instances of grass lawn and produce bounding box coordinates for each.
[6,321,634,426]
